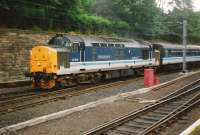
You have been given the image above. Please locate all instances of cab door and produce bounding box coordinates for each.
[58,52,69,69]
[70,42,85,62]
[79,42,85,62]
[70,42,80,62]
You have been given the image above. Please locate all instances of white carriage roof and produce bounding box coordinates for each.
[154,42,200,50]
[65,34,150,48]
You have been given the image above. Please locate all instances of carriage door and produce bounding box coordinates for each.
[79,42,85,62]
[155,50,161,66]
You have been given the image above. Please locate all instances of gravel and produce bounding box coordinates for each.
[0,86,32,95]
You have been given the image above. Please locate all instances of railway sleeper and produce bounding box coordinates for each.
[179,116,189,120]
[177,119,188,124]
[171,101,186,105]
[134,119,155,125]
[147,113,166,118]
[153,110,171,115]
[124,122,149,129]
[164,103,181,107]
[161,105,178,110]
[183,104,193,108]
[122,124,145,131]
[157,107,174,112]
[164,104,181,108]
[116,126,141,134]
[140,115,162,121]
[106,129,131,135]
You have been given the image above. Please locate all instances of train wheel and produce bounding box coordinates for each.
[40,79,56,89]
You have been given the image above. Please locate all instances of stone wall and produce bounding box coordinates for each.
[0,29,55,82]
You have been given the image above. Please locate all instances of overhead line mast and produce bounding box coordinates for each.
[182,20,187,73]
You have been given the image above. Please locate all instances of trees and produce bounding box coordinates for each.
[0,0,200,43]
[0,0,78,29]
[160,0,200,43]
[92,0,167,38]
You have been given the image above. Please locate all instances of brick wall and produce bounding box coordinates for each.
[0,29,54,82]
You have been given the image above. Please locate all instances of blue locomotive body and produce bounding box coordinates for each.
[48,35,155,76]
[70,46,145,62]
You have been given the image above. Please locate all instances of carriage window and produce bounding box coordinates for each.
[187,51,191,56]
[108,44,114,47]
[115,49,124,60]
[92,43,100,47]
[121,44,125,48]
[177,51,183,57]
[143,49,149,60]
[101,43,107,47]
[71,43,79,52]
[195,51,199,56]
[115,44,120,48]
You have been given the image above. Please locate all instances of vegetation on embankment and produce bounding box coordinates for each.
[189,125,200,135]
[0,0,200,43]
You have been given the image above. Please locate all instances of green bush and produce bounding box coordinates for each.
[189,125,200,135]
[74,13,130,35]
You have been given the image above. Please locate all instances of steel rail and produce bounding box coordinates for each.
[82,84,200,135]
[154,79,200,101]
[129,79,200,117]
[139,92,200,135]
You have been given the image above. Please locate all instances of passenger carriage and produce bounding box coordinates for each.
[153,43,200,65]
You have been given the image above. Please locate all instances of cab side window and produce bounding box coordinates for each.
[71,43,79,52]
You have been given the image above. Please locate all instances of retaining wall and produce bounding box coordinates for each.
[0,29,54,82]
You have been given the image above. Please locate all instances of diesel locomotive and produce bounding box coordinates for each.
[30,34,200,89]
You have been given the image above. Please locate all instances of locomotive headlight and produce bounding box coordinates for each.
[37,62,41,66]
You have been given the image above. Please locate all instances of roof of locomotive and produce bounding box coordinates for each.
[80,35,151,48]
[49,34,151,48]
[153,42,200,50]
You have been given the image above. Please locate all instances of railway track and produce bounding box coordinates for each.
[0,80,31,89]
[83,80,200,135]
[0,70,191,102]
[0,70,182,101]
[0,76,142,101]
[0,72,198,117]
[0,78,143,115]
